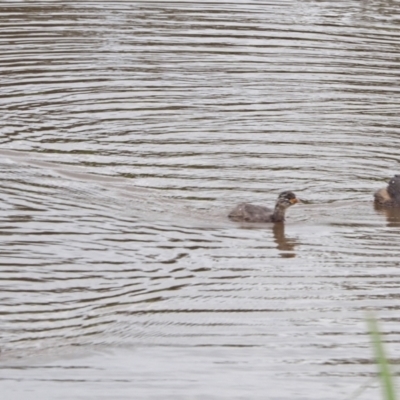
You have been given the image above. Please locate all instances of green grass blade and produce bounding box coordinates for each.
[367,315,397,400]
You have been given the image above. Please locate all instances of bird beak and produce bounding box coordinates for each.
[290,198,299,204]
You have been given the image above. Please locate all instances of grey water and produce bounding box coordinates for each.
[1,1,400,399]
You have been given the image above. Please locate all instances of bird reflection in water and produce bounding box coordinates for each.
[272,222,297,258]
[374,203,400,227]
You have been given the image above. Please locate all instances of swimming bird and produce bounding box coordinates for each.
[374,175,400,207]
[228,191,298,223]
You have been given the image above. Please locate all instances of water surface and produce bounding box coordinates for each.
[1,1,400,399]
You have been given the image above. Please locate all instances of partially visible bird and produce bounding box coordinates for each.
[228,191,298,223]
[374,175,400,207]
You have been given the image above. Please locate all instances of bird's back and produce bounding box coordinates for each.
[374,188,392,205]
[228,203,273,223]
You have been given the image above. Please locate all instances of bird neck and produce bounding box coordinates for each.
[271,205,286,222]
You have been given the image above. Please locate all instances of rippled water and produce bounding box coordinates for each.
[1,1,400,399]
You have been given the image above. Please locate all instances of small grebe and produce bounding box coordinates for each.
[228,191,298,223]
